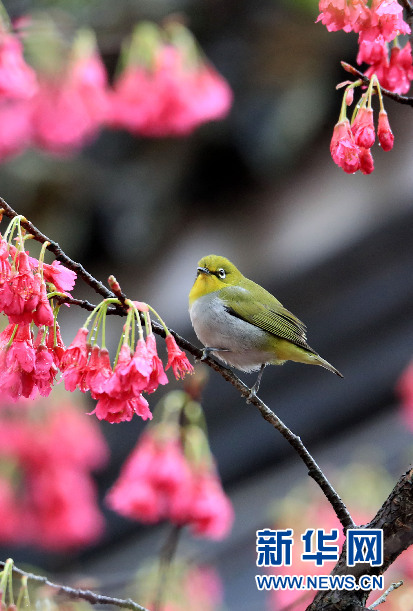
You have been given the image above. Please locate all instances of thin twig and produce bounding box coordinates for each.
[0,197,117,305]
[368,580,403,609]
[0,197,354,530]
[153,525,182,611]
[341,62,413,107]
[0,561,149,611]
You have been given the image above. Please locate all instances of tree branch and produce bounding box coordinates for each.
[0,197,117,306]
[0,196,354,530]
[0,561,150,611]
[306,467,413,610]
[341,62,413,107]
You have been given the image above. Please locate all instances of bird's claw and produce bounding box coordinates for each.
[198,347,229,362]
[246,387,257,404]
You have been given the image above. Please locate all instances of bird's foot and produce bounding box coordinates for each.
[199,347,229,362]
[246,364,266,403]
[246,387,257,404]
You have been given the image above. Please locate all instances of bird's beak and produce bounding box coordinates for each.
[197,266,211,276]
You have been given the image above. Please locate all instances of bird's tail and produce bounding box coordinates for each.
[312,353,343,378]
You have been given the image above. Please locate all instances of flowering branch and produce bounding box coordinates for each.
[341,62,413,106]
[1,199,413,608]
[0,197,120,309]
[0,196,353,529]
[0,561,150,611]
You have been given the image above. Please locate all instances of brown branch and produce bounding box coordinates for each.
[2,199,413,610]
[306,467,413,611]
[0,196,353,531]
[341,62,413,106]
[0,197,117,305]
[0,561,150,611]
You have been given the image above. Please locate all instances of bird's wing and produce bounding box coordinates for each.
[220,284,311,350]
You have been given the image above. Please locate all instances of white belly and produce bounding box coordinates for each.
[189,293,279,372]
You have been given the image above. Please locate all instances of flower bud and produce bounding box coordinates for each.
[377,110,394,151]
[359,147,374,175]
[351,107,375,149]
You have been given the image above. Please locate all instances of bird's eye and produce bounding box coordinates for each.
[217,268,226,279]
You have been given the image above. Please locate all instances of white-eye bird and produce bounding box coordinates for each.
[189,254,343,394]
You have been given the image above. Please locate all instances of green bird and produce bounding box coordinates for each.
[189,254,343,394]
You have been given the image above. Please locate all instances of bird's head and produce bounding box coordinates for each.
[189,254,242,304]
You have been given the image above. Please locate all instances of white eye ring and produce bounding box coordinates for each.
[218,268,226,279]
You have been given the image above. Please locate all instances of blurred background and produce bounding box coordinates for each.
[0,0,413,609]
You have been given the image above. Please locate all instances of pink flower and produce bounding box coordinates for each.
[0,323,36,401]
[146,333,169,392]
[330,119,361,173]
[368,0,410,42]
[60,327,90,371]
[357,33,388,65]
[32,48,109,154]
[0,236,11,285]
[91,393,152,423]
[165,334,194,380]
[351,106,375,149]
[107,429,233,540]
[60,327,90,392]
[33,343,58,397]
[108,477,162,523]
[42,260,77,295]
[0,32,38,100]
[358,146,375,174]
[106,431,193,523]
[46,321,66,367]
[26,465,104,550]
[116,339,152,394]
[363,42,413,94]
[85,346,113,397]
[1,251,41,323]
[0,398,108,551]
[0,99,32,162]
[180,465,234,540]
[183,63,233,129]
[0,476,22,544]
[385,43,413,94]
[32,280,54,327]
[109,45,232,137]
[377,109,394,150]
[100,343,132,399]
[317,0,370,33]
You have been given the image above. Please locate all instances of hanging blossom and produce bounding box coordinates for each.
[317,0,410,40]
[0,214,75,401]
[31,28,110,154]
[318,0,411,171]
[361,39,413,94]
[108,21,232,137]
[0,26,38,100]
[0,21,38,162]
[106,391,233,540]
[0,11,232,164]
[330,75,394,174]
[0,215,193,412]
[61,294,193,423]
[0,396,108,550]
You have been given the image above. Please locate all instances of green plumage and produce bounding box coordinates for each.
[219,282,313,352]
[189,254,343,380]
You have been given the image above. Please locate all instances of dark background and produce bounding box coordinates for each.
[1,1,413,609]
